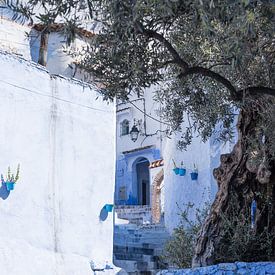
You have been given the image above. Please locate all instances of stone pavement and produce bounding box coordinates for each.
[157,262,275,275]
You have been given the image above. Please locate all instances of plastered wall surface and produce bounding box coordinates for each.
[0,17,31,59]
[0,52,116,275]
[163,121,236,232]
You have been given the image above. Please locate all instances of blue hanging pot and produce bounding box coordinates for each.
[190,172,198,180]
[104,204,114,212]
[251,200,257,229]
[179,168,186,176]
[173,168,180,175]
[6,181,15,191]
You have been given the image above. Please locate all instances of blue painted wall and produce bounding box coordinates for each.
[115,147,161,205]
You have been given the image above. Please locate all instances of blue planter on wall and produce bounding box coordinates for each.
[190,172,198,180]
[179,168,186,176]
[173,168,180,175]
[104,204,114,212]
[6,181,15,191]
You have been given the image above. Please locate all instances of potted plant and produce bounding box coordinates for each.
[172,159,179,175]
[179,161,186,176]
[190,164,198,180]
[1,164,20,191]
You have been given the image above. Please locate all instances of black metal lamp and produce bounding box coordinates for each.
[130,121,139,142]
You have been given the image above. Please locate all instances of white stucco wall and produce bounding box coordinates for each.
[116,86,165,156]
[30,30,92,81]
[164,132,211,233]
[0,51,116,275]
[0,17,31,59]
[163,121,236,233]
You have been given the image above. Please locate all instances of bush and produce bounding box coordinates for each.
[162,203,209,268]
[162,199,274,268]
[214,200,275,263]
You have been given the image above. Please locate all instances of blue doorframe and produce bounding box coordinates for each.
[115,147,161,205]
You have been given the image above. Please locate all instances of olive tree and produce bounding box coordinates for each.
[3,0,275,266]
[79,1,275,265]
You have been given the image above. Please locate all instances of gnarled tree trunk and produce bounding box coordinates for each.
[192,104,275,267]
[38,30,49,67]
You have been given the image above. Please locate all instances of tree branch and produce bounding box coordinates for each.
[179,66,275,100]
[208,62,231,69]
[135,22,189,70]
[178,66,240,100]
[238,86,275,97]
[135,23,275,102]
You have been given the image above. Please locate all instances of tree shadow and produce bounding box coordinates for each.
[0,182,10,200]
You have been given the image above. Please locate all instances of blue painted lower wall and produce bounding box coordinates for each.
[158,262,275,274]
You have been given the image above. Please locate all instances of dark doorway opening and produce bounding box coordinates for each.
[136,158,150,205]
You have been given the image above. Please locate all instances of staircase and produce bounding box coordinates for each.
[114,222,170,274]
[115,205,152,225]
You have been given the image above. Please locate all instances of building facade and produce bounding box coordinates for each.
[114,87,236,232]
[0,17,118,274]
[115,87,166,209]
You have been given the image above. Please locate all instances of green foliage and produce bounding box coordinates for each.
[0,0,88,44]
[78,0,275,150]
[214,198,275,263]
[163,224,194,268]
[163,198,275,268]
[162,203,209,268]
[5,164,20,183]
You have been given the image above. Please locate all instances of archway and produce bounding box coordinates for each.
[133,157,150,205]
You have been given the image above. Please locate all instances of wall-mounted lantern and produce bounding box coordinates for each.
[130,120,140,142]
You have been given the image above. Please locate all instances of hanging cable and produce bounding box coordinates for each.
[0,78,112,113]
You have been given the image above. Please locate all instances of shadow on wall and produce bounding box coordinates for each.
[0,182,10,200]
[99,207,108,221]
[99,204,114,221]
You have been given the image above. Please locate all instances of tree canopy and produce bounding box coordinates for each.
[78,0,275,147]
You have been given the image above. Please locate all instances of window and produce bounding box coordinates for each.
[120,119,129,136]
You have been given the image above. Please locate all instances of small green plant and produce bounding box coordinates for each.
[2,164,20,183]
[162,203,209,268]
[172,159,177,168]
[192,164,198,173]
[180,161,186,169]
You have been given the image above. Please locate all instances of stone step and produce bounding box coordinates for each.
[114,253,159,263]
[116,216,151,222]
[115,243,167,251]
[113,259,138,272]
[115,206,152,225]
[116,211,152,215]
[115,235,168,244]
[115,231,169,236]
[115,240,169,247]
[116,211,152,217]
[114,259,158,272]
[115,253,144,261]
[114,224,168,231]
[114,245,155,256]
[114,223,171,273]
[115,206,151,210]
[114,225,169,233]
[115,234,170,241]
